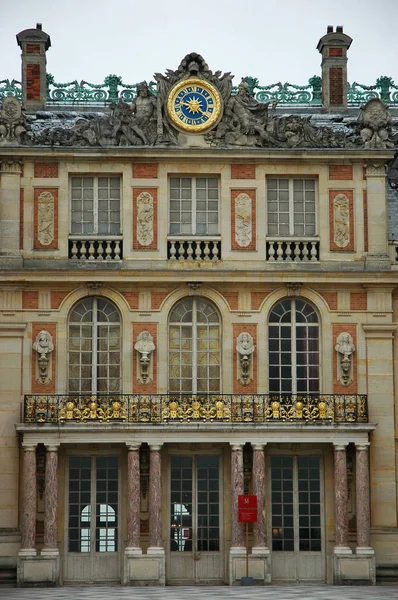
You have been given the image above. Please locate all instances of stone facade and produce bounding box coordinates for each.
[0,24,397,589]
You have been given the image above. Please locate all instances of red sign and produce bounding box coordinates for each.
[238,508,258,522]
[238,495,258,522]
[238,495,257,509]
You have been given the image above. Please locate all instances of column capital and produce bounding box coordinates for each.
[230,443,244,451]
[45,444,60,452]
[149,444,163,451]
[333,443,348,451]
[365,163,386,177]
[355,443,370,451]
[0,160,22,174]
[252,443,266,451]
[126,443,141,452]
[362,324,397,339]
[22,443,37,451]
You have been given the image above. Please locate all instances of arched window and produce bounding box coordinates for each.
[68,297,121,394]
[268,298,320,395]
[169,297,221,394]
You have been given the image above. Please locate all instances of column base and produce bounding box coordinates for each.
[123,547,165,586]
[17,549,59,587]
[229,547,271,585]
[333,547,375,585]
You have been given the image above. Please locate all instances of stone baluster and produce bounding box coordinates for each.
[20,443,37,554]
[148,444,163,551]
[212,241,219,262]
[302,243,309,261]
[294,242,301,261]
[333,443,351,552]
[252,444,267,549]
[310,241,318,261]
[195,241,202,262]
[43,445,59,553]
[186,241,193,260]
[268,242,275,261]
[203,241,210,261]
[230,444,245,548]
[169,241,177,261]
[114,240,121,260]
[126,444,142,552]
[70,241,78,259]
[276,241,283,261]
[285,243,292,261]
[104,240,112,261]
[88,241,95,260]
[356,443,373,552]
[178,241,185,261]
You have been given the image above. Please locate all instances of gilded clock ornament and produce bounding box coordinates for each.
[167,78,222,133]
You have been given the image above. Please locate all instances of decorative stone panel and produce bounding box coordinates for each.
[133,188,158,250]
[329,189,354,252]
[233,324,257,393]
[132,323,157,393]
[231,189,256,251]
[31,323,56,394]
[333,323,357,394]
[33,188,58,250]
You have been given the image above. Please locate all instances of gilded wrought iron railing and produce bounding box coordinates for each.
[23,394,368,424]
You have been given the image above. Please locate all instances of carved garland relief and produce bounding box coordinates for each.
[235,193,252,247]
[136,191,154,247]
[37,191,55,246]
[333,193,350,248]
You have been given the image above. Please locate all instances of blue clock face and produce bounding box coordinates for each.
[167,78,222,133]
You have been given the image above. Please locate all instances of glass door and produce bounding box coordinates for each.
[168,455,223,584]
[65,456,120,583]
[270,455,325,582]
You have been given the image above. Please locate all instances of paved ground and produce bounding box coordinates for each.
[1,586,398,600]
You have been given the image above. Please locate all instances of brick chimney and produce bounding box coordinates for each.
[16,23,51,111]
[317,26,352,112]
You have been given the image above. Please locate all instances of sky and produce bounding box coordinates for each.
[0,0,397,89]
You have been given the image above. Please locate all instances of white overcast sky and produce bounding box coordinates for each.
[1,0,397,88]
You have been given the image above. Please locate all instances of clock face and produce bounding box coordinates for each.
[167,78,222,133]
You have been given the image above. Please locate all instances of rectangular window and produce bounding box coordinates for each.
[71,176,121,235]
[169,177,219,235]
[267,178,316,236]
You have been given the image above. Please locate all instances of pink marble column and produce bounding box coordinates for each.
[252,444,267,548]
[231,444,245,548]
[43,445,59,550]
[356,443,372,549]
[148,444,163,549]
[126,444,141,550]
[333,444,350,550]
[21,444,37,552]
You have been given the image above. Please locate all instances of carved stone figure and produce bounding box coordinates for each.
[33,330,54,385]
[235,193,252,247]
[137,191,154,246]
[37,191,55,246]
[335,332,355,385]
[236,332,255,385]
[359,98,394,149]
[333,193,350,248]
[0,97,31,145]
[135,331,155,384]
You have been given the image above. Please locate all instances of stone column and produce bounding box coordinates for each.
[0,160,23,264]
[230,444,245,549]
[42,445,59,553]
[20,444,37,555]
[365,164,390,269]
[333,443,351,552]
[356,443,373,552]
[252,444,267,549]
[126,444,142,553]
[148,444,163,552]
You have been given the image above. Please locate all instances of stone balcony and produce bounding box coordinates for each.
[167,237,221,262]
[266,238,320,262]
[388,240,398,265]
[23,393,368,425]
[69,235,123,261]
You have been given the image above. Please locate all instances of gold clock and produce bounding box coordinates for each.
[167,78,222,133]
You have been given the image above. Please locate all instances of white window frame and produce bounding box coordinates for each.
[70,175,122,236]
[266,177,317,237]
[168,176,220,236]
